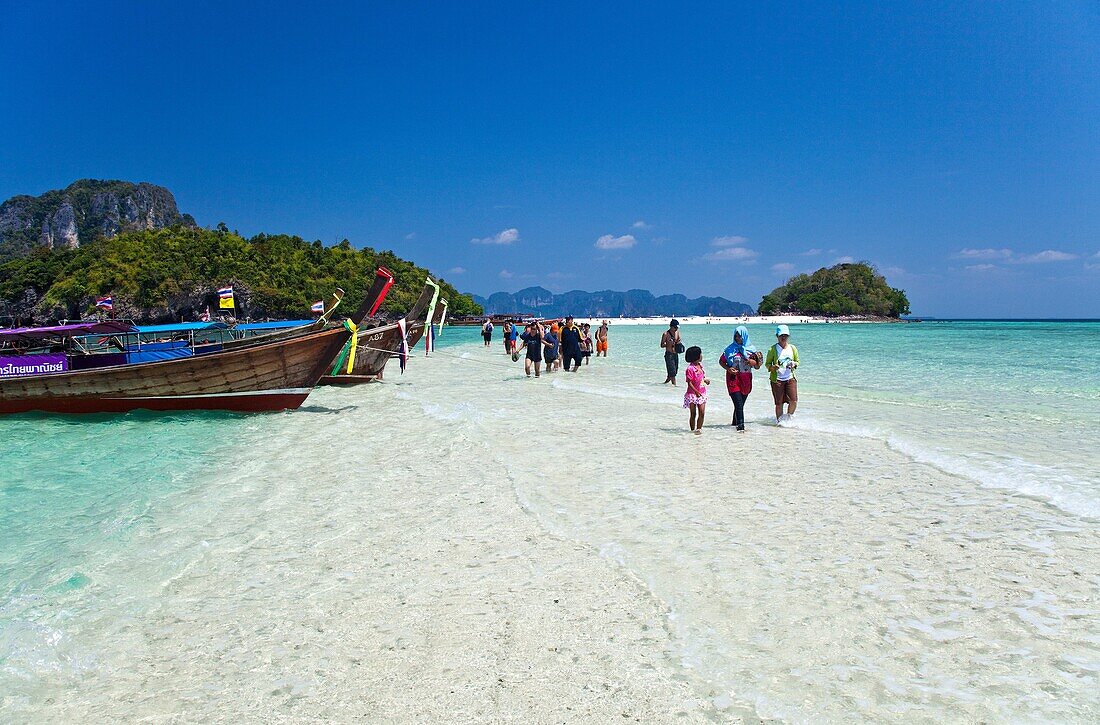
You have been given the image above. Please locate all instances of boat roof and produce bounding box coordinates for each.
[134,323,231,334]
[235,320,314,331]
[133,322,230,334]
[0,321,137,342]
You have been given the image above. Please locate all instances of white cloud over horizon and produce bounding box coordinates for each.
[499,269,514,279]
[1015,249,1077,264]
[801,248,823,256]
[702,246,759,262]
[595,233,637,250]
[955,248,1014,260]
[954,247,1077,264]
[631,220,650,229]
[711,235,748,247]
[771,262,794,272]
[833,255,856,264]
[472,228,520,245]
[447,266,466,275]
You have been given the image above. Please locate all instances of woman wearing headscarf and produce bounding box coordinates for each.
[718,325,762,432]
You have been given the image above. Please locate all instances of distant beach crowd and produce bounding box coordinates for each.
[482,317,608,376]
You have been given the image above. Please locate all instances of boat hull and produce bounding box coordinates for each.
[0,326,349,415]
[318,282,435,386]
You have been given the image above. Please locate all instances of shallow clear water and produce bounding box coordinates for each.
[1,321,1098,721]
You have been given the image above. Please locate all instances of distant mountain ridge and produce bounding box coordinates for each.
[473,287,754,317]
[0,179,196,261]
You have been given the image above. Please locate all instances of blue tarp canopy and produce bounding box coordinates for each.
[235,320,314,331]
[133,322,229,334]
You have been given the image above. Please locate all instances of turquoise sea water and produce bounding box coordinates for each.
[609,319,1100,518]
[1,321,1098,720]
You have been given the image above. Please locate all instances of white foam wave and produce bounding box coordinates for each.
[782,414,1100,520]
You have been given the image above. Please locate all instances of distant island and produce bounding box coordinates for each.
[0,180,480,324]
[474,287,754,318]
[758,262,909,318]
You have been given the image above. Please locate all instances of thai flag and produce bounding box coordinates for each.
[95,295,113,310]
[397,319,409,372]
[311,300,325,314]
[217,287,234,299]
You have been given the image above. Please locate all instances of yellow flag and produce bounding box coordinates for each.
[219,295,235,309]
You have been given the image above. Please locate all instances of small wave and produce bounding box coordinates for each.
[782,414,1100,520]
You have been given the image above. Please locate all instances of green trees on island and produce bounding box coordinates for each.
[758,262,910,318]
[0,225,481,323]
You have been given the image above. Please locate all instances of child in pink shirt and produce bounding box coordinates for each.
[683,345,709,435]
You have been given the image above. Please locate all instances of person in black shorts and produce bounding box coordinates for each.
[542,324,560,373]
[558,315,584,371]
[518,322,546,377]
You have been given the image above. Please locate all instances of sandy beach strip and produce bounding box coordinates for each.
[12,390,717,723]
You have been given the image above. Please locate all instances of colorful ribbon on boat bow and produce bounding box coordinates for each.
[343,319,359,373]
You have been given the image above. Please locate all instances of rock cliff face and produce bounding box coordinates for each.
[0,179,196,260]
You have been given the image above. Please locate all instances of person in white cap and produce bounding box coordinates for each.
[765,324,800,422]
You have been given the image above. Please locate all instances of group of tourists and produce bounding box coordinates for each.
[484,315,801,432]
[660,319,799,434]
[483,317,609,377]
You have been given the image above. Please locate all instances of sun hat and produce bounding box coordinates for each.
[776,324,790,336]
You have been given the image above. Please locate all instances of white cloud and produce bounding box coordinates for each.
[702,247,759,262]
[405,232,417,240]
[771,262,794,272]
[711,235,749,247]
[499,269,514,279]
[800,248,823,256]
[447,266,466,275]
[472,228,520,245]
[631,220,650,229]
[595,233,637,250]
[955,248,1013,260]
[1014,249,1077,264]
[833,255,856,264]
[965,264,999,272]
[546,271,574,280]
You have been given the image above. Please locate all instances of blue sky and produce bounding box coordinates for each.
[2,1,1098,317]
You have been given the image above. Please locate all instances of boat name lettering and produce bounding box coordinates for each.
[0,354,69,378]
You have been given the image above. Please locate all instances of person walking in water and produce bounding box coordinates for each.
[719,325,762,432]
[559,315,583,372]
[543,323,560,373]
[580,323,593,365]
[683,345,709,435]
[595,320,609,357]
[481,318,494,347]
[766,324,800,422]
[518,322,547,377]
[501,321,513,354]
[660,319,682,385]
[507,319,519,355]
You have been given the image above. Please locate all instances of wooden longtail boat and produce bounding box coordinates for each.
[0,268,396,414]
[317,281,438,386]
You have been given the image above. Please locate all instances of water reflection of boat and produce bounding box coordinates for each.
[0,268,396,415]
